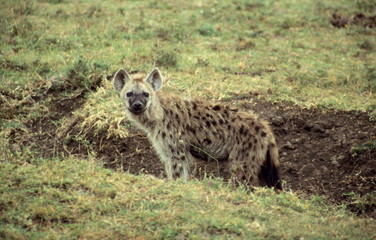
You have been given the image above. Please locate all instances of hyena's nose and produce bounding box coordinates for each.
[133,102,142,109]
[129,100,145,115]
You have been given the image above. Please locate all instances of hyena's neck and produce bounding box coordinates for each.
[128,96,164,133]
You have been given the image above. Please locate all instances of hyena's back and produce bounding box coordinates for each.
[154,95,281,189]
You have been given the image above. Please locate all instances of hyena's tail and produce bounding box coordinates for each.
[258,143,282,191]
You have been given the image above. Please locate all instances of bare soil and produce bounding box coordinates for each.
[6,86,375,218]
[331,12,376,28]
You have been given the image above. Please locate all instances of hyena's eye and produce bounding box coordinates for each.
[143,92,150,97]
[126,92,133,97]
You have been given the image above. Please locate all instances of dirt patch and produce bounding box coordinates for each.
[6,87,375,217]
[240,96,375,217]
[331,13,376,28]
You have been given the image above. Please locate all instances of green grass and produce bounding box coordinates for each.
[1,0,375,111]
[1,0,376,239]
[1,158,374,239]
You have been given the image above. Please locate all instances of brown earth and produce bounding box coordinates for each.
[4,83,375,218]
[331,13,376,28]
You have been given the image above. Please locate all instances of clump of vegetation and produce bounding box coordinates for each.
[197,23,216,36]
[344,191,376,216]
[364,66,376,93]
[351,139,376,155]
[155,47,179,68]
[155,24,190,42]
[57,80,129,141]
[356,0,376,12]
[65,57,95,89]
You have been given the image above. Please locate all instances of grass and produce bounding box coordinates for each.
[1,0,375,111]
[0,0,375,239]
[1,158,375,239]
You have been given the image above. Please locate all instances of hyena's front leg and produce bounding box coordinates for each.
[163,154,190,181]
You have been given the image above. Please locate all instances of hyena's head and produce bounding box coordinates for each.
[113,68,163,115]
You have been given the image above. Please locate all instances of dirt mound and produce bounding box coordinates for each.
[240,96,375,217]
[331,13,376,28]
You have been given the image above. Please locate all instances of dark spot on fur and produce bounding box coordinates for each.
[212,120,217,126]
[252,156,256,161]
[187,126,196,134]
[254,138,258,144]
[240,125,245,135]
[213,105,221,111]
[174,171,181,178]
[261,131,267,137]
[202,116,207,121]
[193,102,197,110]
[248,142,253,149]
[219,119,224,124]
[180,156,186,160]
[255,125,260,133]
[270,143,276,148]
[203,138,212,145]
[243,163,248,170]
[206,120,211,128]
[162,132,166,138]
[227,125,231,130]
[194,115,200,120]
[175,113,180,121]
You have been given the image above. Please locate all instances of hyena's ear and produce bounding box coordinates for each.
[145,68,163,92]
[113,68,131,92]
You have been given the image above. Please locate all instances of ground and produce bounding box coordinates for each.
[7,80,374,218]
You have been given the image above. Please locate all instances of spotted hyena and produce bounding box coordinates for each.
[113,68,282,190]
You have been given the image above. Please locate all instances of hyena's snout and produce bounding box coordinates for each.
[130,100,145,114]
[128,94,148,115]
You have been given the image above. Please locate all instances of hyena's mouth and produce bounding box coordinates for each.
[128,106,146,115]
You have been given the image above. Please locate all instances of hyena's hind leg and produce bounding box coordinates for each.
[228,145,263,187]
